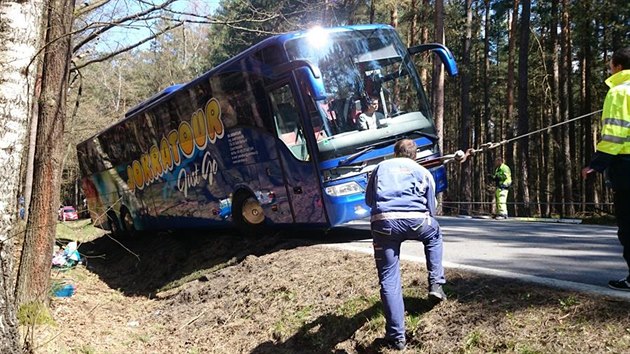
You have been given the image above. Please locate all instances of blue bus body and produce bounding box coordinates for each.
[77,24,457,234]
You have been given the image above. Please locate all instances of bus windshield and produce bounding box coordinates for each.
[285,27,435,162]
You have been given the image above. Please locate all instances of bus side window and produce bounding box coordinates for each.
[270,85,308,161]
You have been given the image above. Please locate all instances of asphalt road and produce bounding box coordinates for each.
[327,216,630,300]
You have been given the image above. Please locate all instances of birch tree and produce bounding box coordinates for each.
[0,0,45,350]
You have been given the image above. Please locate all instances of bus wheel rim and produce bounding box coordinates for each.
[242,198,264,225]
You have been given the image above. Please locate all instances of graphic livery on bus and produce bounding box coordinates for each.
[77,24,458,235]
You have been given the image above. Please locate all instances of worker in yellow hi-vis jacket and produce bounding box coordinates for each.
[582,47,630,292]
[493,156,512,219]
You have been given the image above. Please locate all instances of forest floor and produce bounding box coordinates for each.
[25,219,630,353]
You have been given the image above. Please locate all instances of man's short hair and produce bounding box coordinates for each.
[394,139,417,159]
[612,47,630,70]
[366,96,379,105]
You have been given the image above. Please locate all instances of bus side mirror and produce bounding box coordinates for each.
[408,43,459,77]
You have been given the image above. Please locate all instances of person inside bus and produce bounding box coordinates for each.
[357,96,387,130]
[316,98,339,134]
[365,139,447,351]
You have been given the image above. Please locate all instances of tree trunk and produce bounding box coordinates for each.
[576,0,595,212]
[408,0,417,48]
[506,0,518,146]
[389,4,397,28]
[0,0,45,351]
[483,0,491,215]
[517,0,531,216]
[550,0,562,217]
[22,9,45,222]
[432,0,445,214]
[419,0,430,84]
[369,0,375,23]
[432,0,445,153]
[459,0,473,215]
[559,0,574,216]
[23,98,39,220]
[505,0,518,215]
[15,0,76,306]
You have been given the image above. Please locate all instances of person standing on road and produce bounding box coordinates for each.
[365,139,447,351]
[493,156,512,219]
[582,47,630,292]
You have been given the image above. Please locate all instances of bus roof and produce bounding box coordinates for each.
[124,84,183,118]
[77,24,394,147]
[204,23,393,78]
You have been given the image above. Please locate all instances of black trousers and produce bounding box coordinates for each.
[614,189,630,279]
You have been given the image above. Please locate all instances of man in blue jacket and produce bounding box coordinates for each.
[365,139,446,350]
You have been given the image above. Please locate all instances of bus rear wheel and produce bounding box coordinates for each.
[232,192,267,236]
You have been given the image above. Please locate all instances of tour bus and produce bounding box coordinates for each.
[77,24,458,235]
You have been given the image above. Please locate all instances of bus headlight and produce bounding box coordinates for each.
[325,182,363,197]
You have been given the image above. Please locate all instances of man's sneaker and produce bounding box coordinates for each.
[385,338,406,350]
[428,283,447,301]
[608,278,630,291]
[495,214,508,220]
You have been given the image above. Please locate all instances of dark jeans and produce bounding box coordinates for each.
[614,189,630,279]
[371,217,445,341]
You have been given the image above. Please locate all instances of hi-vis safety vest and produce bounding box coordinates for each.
[596,70,630,156]
[494,163,512,188]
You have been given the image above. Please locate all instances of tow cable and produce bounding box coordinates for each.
[439,109,603,164]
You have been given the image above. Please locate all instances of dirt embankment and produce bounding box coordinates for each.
[35,227,630,353]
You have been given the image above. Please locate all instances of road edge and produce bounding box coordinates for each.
[326,244,630,301]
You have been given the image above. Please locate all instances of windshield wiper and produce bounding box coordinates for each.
[338,138,398,167]
[337,131,438,168]
[338,146,375,167]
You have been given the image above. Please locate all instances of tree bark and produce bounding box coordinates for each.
[23,97,39,220]
[559,0,574,216]
[0,0,45,351]
[517,0,531,216]
[389,4,397,28]
[432,0,445,214]
[15,0,76,306]
[408,0,417,48]
[458,0,473,215]
[506,0,519,143]
[576,0,595,212]
[505,0,518,215]
[369,0,375,23]
[483,0,492,215]
[432,0,445,153]
[418,0,430,84]
[549,0,562,217]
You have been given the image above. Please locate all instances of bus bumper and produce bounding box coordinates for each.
[324,164,447,227]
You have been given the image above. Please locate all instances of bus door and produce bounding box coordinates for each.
[268,82,327,225]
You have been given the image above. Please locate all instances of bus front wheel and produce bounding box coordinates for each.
[232,192,267,236]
